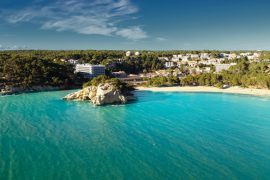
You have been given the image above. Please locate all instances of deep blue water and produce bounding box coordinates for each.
[1,90,270,180]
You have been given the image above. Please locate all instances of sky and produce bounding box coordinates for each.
[0,0,270,50]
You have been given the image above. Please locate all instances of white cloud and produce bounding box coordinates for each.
[2,0,148,40]
[41,16,118,36]
[116,26,148,40]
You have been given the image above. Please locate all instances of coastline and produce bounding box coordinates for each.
[0,86,80,96]
[136,86,270,97]
[2,85,270,97]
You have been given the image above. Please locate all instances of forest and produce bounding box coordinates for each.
[1,50,270,90]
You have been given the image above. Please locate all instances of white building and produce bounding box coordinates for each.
[67,59,79,65]
[171,55,181,62]
[247,53,261,60]
[200,53,210,60]
[158,57,169,61]
[181,56,190,62]
[215,63,236,73]
[135,51,141,56]
[187,61,198,67]
[126,51,132,57]
[190,54,200,59]
[240,52,251,56]
[75,64,105,78]
[202,59,217,65]
[171,57,180,62]
[173,54,183,58]
[228,53,237,60]
[165,62,175,68]
[126,51,141,56]
[247,55,255,60]
[253,52,261,58]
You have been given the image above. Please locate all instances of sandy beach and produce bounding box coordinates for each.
[136,86,270,97]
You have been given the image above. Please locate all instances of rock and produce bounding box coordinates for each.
[63,83,133,106]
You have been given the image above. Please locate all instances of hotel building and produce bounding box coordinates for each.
[75,64,105,78]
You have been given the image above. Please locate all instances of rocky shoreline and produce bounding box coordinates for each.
[63,83,135,106]
[0,86,67,95]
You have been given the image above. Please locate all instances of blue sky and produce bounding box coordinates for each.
[0,0,270,50]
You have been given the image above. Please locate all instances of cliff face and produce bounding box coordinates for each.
[63,83,133,106]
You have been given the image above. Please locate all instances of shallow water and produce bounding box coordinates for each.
[1,91,270,179]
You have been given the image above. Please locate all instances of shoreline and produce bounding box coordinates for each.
[2,86,270,98]
[136,86,270,97]
[0,86,80,96]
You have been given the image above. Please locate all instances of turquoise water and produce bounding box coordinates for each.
[1,91,270,180]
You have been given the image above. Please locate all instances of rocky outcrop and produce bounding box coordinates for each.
[63,83,134,106]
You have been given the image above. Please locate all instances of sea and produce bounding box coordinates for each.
[1,90,270,179]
